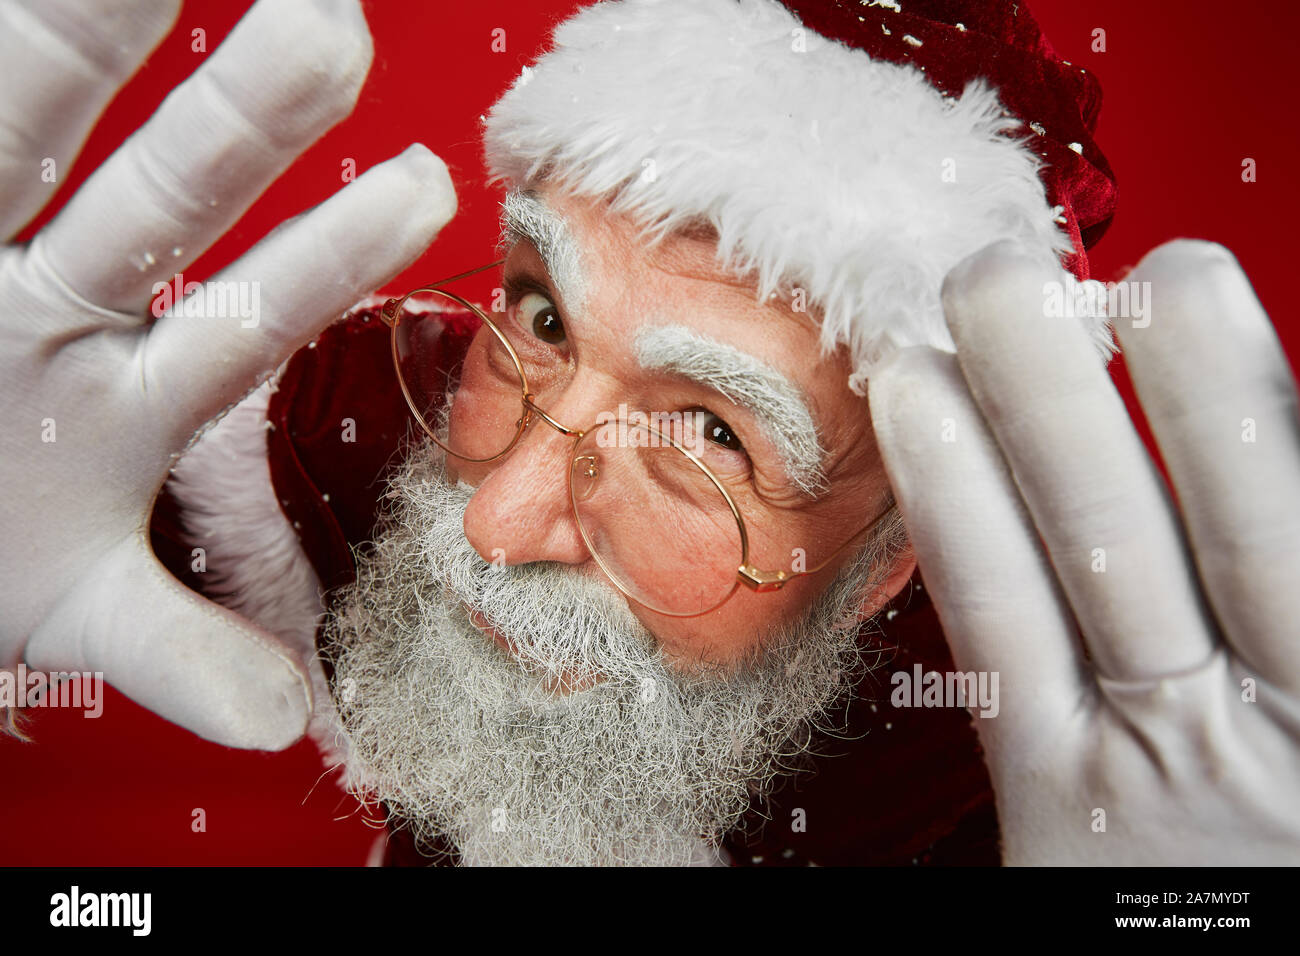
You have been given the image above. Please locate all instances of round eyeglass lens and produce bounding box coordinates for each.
[392,290,530,462]
[569,423,744,616]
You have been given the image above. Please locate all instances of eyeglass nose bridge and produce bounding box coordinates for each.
[521,393,584,440]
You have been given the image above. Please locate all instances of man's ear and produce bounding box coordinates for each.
[856,538,917,621]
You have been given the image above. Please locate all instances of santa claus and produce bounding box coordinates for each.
[2,0,1298,867]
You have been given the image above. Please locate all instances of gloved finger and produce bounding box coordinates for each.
[144,143,456,453]
[40,0,372,316]
[25,531,310,750]
[942,240,1219,682]
[1117,240,1300,693]
[869,346,1088,752]
[0,0,178,240]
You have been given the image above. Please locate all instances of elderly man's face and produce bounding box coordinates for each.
[323,184,915,865]
[454,185,912,669]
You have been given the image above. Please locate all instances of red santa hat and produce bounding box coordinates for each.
[482,0,1119,394]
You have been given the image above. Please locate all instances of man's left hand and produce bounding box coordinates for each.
[869,238,1300,864]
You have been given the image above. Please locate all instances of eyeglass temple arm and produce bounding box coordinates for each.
[379,259,508,329]
[737,495,897,593]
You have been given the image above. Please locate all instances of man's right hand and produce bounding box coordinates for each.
[0,0,457,749]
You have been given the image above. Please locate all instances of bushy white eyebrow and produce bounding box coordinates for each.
[633,324,829,498]
[499,189,588,315]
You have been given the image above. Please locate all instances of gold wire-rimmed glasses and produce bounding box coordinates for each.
[380,260,889,617]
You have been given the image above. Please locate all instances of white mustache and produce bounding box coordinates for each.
[415,474,664,690]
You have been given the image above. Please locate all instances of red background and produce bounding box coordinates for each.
[2,0,1297,865]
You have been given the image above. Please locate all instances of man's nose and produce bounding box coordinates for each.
[461,402,593,569]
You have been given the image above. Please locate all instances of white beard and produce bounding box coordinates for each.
[320,437,898,866]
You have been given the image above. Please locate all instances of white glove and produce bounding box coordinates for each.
[868,239,1300,863]
[0,0,457,749]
